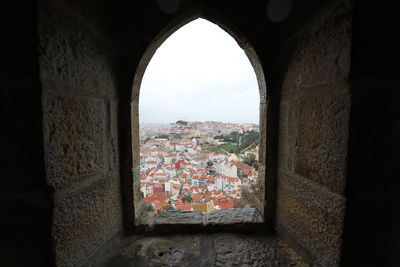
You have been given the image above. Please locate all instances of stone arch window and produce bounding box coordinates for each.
[128,12,272,230]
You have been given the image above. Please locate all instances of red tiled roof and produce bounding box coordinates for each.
[154,192,167,203]
[192,193,204,202]
[175,203,191,211]
[213,199,236,209]
[144,195,155,203]
[154,203,169,212]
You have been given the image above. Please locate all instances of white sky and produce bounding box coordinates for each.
[139,18,259,124]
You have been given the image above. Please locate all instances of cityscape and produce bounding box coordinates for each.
[139,120,260,216]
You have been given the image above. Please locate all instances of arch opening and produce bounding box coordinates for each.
[131,17,268,226]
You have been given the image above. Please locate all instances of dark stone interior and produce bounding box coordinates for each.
[0,0,399,266]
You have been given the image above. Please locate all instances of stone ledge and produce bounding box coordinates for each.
[137,208,263,226]
[97,234,309,267]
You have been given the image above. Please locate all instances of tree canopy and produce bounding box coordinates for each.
[176,120,188,126]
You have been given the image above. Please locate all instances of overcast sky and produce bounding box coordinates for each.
[139,18,259,124]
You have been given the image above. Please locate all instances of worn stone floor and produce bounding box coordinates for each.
[93,233,309,267]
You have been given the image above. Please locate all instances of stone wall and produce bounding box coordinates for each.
[95,234,309,267]
[276,0,352,265]
[3,1,400,266]
[38,1,122,266]
[341,1,400,265]
[0,2,53,266]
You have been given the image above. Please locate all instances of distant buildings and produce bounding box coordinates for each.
[139,121,259,214]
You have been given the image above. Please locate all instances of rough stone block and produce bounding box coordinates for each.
[131,101,140,167]
[150,210,204,225]
[278,100,299,172]
[52,177,122,267]
[101,234,308,267]
[282,0,352,94]
[107,101,119,173]
[206,208,262,224]
[214,234,309,267]
[106,236,203,267]
[38,3,116,98]
[139,208,263,226]
[259,102,267,166]
[294,92,350,193]
[276,172,345,266]
[43,91,106,190]
[256,162,266,214]
[49,0,117,39]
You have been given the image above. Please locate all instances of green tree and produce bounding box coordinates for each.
[244,153,258,170]
[176,120,188,126]
[182,196,193,203]
[156,134,169,139]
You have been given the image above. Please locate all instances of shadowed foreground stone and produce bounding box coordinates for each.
[98,234,308,267]
[214,234,308,267]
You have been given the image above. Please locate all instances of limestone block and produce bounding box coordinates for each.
[108,101,119,172]
[278,100,299,172]
[256,162,266,214]
[43,91,106,190]
[282,0,352,94]
[38,3,116,98]
[107,236,203,267]
[206,208,262,224]
[294,92,350,193]
[49,0,117,39]
[214,234,309,267]
[52,177,122,267]
[152,210,204,225]
[259,102,268,166]
[276,172,345,266]
[131,101,140,167]
[101,234,308,267]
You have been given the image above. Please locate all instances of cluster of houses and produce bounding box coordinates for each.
[139,122,259,214]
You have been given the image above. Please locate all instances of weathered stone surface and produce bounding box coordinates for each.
[147,210,204,225]
[48,0,117,40]
[278,100,298,172]
[276,2,352,265]
[282,0,352,94]
[104,236,203,267]
[259,102,268,166]
[279,90,350,194]
[53,177,122,267]
[108,101,119,173]
[294,92,350,193]
[131,100,142,219]
[214,234,309,267]
[43,91,106,190]
[255,163,266,215]
[99,234,308,267]
[38,2,117,98]
[206,208,262,224]
[138,208,262,226]
[276,172,345,266]
[214,234,275,266]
